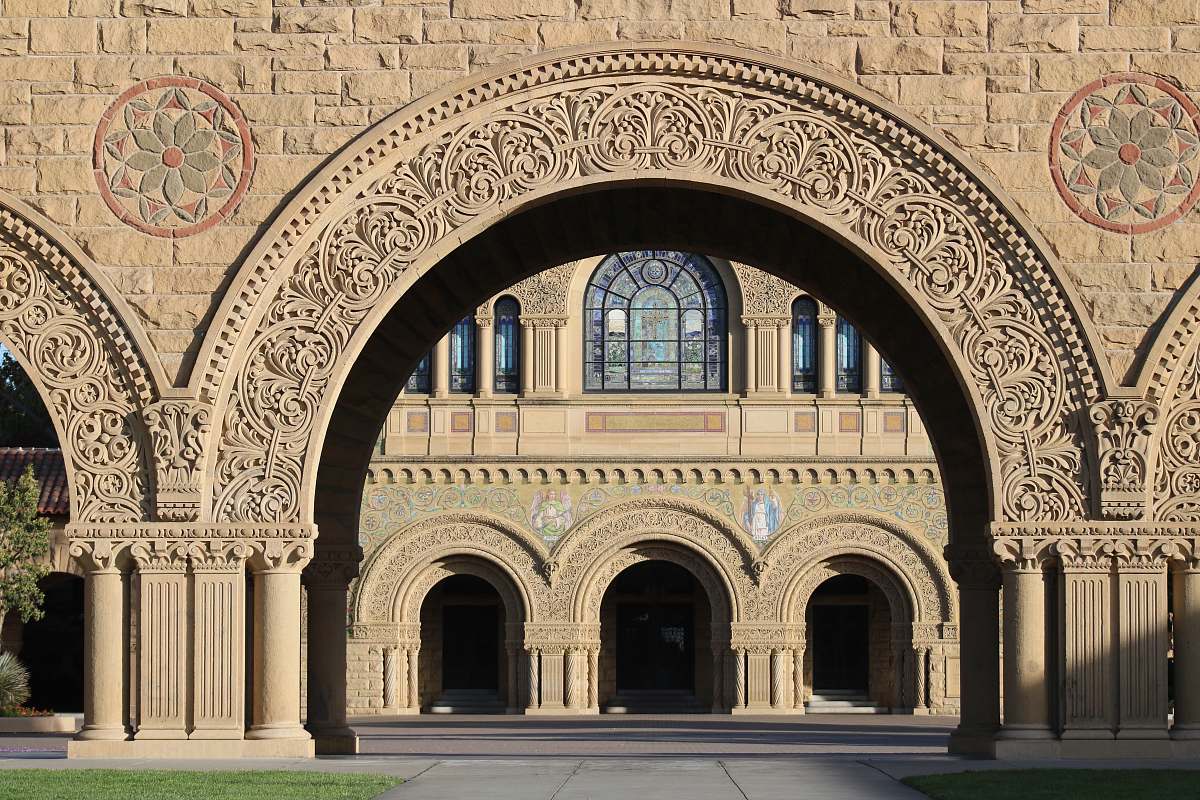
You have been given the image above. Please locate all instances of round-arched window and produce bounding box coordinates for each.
[584,251,726,392]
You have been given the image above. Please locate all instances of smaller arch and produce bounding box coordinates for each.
[788,556,915,630]
[791,295,818,394]
[398,555,527,628]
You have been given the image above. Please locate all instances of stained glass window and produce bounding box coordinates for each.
[791,296,818,393]
[449,316,475,393]
[404,352,431,394]
[836,316,861,393]
[584,251,726,392]
[494,296,520,393]
[881,358,904,393]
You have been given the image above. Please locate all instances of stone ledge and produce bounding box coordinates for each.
[0,714,79,734]
[67,737,315,759]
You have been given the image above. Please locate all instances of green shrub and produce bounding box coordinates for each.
[0,652,30,709]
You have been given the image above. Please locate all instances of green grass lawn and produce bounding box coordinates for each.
[904,769,1200,800]
[0,769,401,800]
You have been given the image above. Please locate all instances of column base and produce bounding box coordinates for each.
[997,723,1055,740]
[1171,723,1200,740]
[730,706,795,715]
[68,738,315,759]
[246,724,312,741]
[75,725,128,741]
[310,727,359,755]
[948,725,999,757]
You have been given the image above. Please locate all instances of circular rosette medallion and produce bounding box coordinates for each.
[93,76,254,237]
[1051,73,1200,234]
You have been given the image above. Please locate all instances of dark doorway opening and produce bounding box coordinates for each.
[1,573,84,712]
[811,575,870,692]
[422,573,507,713]
[601,560,711,713]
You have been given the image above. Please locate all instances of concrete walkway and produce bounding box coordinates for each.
[0,715,1195,799]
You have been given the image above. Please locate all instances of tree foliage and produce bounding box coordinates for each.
[0,467,49,623]
[0,352,56,448]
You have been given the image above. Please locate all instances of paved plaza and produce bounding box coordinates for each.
[1,716,1196,799]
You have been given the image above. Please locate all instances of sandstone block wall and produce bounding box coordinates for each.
[2,1,1198,381]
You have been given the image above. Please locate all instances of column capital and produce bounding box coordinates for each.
[303,545,363,588]
[1087,399,1159,521]
[993,538,1053,572]
[68,538,127,572]
[249,538,314,573]
[142,398,212,523]
[130,539,190,572]
[945,545,1001,589]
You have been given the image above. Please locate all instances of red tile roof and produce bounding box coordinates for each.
[0,448,68,517]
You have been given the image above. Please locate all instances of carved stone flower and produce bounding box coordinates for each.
[95,77,253,237]
[1052,75,1200,234]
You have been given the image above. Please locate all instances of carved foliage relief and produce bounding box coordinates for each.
[0,208,149,522]
[1155,344,1200,520]
[211,54,1096,525]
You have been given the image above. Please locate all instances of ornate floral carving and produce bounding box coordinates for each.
[143,400,211,522]
[0,204,151,522]
[94,77,253,237]
[732,263,799,317]
[1087,399,1158,520]
[207,48,1098,528]
[1155,344,1200,521]
[509,263,576,316]
[1051,73,1200,234]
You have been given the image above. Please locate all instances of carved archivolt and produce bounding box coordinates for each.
[759,512,954,625]
[1153,342,1200,520]
[0,196,157,523]
[202,45,1103,529]
[788,556,913,631]
[353,512,545,623]
[398,557,528,628]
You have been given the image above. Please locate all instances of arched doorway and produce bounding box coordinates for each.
[805,574,894,714]
[600,561,712,713]
[1,572,84,712]
[419,574,507,713]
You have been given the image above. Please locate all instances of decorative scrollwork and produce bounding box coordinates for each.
[1088,399,1158,520]
[207,48,1100,527]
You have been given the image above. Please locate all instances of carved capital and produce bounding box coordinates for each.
[130,539,190,572]
[249,538,314,573]
[304,544,363,588]
[68,538,126,573]
[993,537,1053,572]
[188,540,253,572]
[143,399,212,522]
[944,545,1001,590]
[1087,399,1159,520]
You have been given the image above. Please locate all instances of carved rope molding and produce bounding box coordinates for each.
[206,47,1103,525]
[0,203,155,522]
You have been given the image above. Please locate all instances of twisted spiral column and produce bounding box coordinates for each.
[383,647,398,709]
[792,644,805,711]
[770,649,783,709]
[588,648,599,710]
[711,648,724,711]
[565,648,579,709]
[407,648,419,710]
[734,649,746,709]
[915,647,928,711]
[526,648,540,710]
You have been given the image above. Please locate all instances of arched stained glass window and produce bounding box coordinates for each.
[405,352,431,394]
[881,358,904,393]
[494,297,520,393]
[836,316,861,393]
[584,251,726,392]
[449,316,475,393]
[791,296,818,393]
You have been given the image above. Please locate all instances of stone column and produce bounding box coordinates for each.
[1173,560,1200,740]
[777,320,791,398]
[792,643,805,712]
[407,648,420,710]
[303,548,360,753]
[1059,549,1116,744]
[743,319,757,395]
[1115,553,1169,745]
[433,334,450,398]
[710,647,724,712]
[190,542,248,740]
[863,342,881,399]
[72,541,127,741]
[131,541,189,740]
[476,315,493,399]
[947,556,1001,755]
[588,647,599,711]
[817,311,836,398]
[553,320,569,397]
[564,647,579,710]
[525,648,540,710]
[733,649,746,709]
[894,641,909,711]
[506,645,520,713]
[383,647,398,709]
[247,542,311,742]
[540,647,566,710]
[519,320,534,396]
[997,553,1053,740]
[770,649,784,709]
[915,646,929,713]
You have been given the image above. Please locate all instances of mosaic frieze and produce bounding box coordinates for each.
[359,478,947,554]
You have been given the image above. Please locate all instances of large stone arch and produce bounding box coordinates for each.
[353,511,546,624]
[0,192,161,523]
[759,512,955,626]
[191,43,1113,546]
